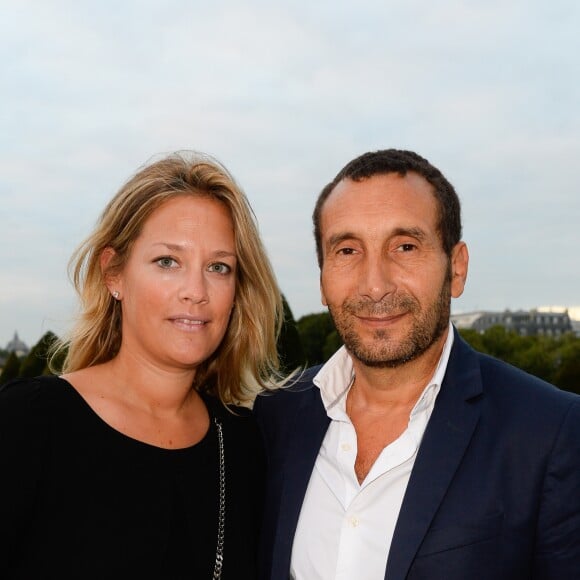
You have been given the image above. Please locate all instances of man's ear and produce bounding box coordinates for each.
[100,247,121,297]
[320,276,328,307]
[450,242,469,298]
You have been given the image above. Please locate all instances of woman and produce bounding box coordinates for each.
[0,152,282,578]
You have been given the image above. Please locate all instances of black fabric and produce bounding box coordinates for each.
[0,375,264,579]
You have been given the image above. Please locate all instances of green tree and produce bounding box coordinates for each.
[322,330,343,362]
[277,296,306,373]
[297,312,337,366]
[18,331,59,378]
[457,329,487,353]
[553,339,580,395]
[0,351,21,385]
[459,326,580,395]
[510,336,556,384]
[49,343,68,375]
[289,314,580,391]
[479,325,521,364]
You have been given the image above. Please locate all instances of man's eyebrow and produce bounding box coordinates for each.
[392,227,427,241]
[326,232,359,248]
[327,228,427,247]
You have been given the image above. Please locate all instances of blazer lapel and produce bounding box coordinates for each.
[385,332,483,580]
[270,387,331,579]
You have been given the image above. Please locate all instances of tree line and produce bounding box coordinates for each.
[1,303,579,396]
[268,304,580,396]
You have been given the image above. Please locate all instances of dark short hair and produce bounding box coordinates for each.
[312,149,462,266]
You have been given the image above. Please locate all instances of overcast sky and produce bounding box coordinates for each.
[1,0,578,348]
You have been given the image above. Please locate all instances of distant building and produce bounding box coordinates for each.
[537,306,580,337]
[5,331,30,357]
[451,309,573,337]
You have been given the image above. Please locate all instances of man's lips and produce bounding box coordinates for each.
[356,312,407,325]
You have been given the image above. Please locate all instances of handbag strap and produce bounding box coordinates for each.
[212,417,226,579]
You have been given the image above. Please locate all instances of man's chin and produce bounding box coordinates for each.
[344,337,412,368]
[347,348,418,369]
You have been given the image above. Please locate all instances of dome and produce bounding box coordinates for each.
[6,331,30,356]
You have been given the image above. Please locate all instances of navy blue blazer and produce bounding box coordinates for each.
[254,330,580,579]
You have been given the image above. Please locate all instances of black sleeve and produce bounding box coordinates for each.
[0,378,48,571]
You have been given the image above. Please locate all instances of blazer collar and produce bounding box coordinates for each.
[270,384,331,579]
[386,330,483,580]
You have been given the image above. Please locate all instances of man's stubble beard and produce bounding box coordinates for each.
[327,268,452,369]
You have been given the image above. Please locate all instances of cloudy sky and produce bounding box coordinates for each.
[1,0,578,348]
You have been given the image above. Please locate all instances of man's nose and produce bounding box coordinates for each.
[359,255,396,302]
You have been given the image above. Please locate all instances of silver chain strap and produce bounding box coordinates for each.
[212,417,226,579]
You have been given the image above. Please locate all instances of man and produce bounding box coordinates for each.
[254,149,580,579]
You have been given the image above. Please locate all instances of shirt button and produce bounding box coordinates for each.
[341,443,351,452]
[349,516,359,528]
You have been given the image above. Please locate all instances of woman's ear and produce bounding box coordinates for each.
[100,247,121,297]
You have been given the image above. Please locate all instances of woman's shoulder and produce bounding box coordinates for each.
[202,393,259,437]
[200,391,249,417]
[1,374,55,396]
[0,375,70,418]
[203,395,265,476]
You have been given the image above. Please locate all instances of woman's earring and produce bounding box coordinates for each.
[112,291,120,300]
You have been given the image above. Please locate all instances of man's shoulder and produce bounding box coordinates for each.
[479,348,574,395]
[254,365,329,452]
[253,365,325,427]
[454,336,579,419]
[256,365,322,405]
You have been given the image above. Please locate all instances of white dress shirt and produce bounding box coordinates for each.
[290,324,455,580]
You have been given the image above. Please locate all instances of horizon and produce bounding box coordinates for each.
[4,301,580,351]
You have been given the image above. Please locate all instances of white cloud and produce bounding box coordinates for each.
[1,0,578,347]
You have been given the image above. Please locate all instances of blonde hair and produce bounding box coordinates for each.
[51,151,283,405]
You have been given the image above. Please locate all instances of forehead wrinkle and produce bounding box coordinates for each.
[151,242,185,251]
[392,226,427,241]
[327,225,428,248]
[327,231,360,248]
[151,242,236,258]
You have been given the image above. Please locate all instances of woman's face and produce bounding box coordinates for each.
[110,195,237,375]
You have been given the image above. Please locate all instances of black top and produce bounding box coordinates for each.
[0,375,264,579]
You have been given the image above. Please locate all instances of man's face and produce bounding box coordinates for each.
[319,172,467,368]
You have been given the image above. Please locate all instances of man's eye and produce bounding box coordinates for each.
[337,247,356,255]
[398,243,416,252]
[156,257,177,268]
[209,262,231,274]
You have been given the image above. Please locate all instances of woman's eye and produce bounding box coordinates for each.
[156,257,177,268]
[209,262,231,274]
